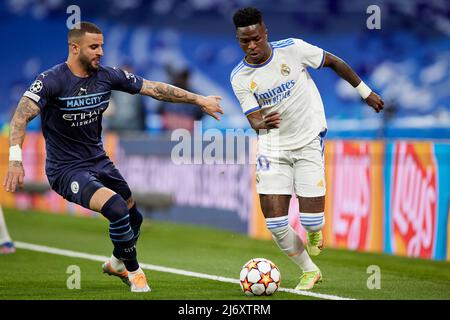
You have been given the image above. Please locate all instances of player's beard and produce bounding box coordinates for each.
[79,51,99,73]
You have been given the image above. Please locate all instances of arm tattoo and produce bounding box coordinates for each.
[10,161,23,168]
[140,80,199,104]
[9,96,41,147]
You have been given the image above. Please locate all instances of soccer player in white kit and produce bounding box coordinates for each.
[231,7,384,290]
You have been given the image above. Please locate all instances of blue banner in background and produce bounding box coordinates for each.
[434,143,450,260]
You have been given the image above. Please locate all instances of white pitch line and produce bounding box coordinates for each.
[15,241,355,300]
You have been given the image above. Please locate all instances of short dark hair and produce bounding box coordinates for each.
[68,21,102,42]
[233,7,263,28]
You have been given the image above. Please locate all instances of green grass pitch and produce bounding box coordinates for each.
[0,208,449,300]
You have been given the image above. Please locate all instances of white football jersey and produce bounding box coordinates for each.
[230,38,327,152]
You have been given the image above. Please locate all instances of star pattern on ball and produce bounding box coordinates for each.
[241,278,252,293]
[245,260,258,271]
[258,271,274,288]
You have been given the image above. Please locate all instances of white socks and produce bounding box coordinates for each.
[300,212,325,233]
[110,254,126,272]
[129,267,144,279]
[266,216,317,272]
[0,207,12,244]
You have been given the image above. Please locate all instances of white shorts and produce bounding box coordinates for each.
[255,131,326,197]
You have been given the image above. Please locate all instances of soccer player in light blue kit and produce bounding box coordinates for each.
[3,22,223,292]
[231,8,384,290]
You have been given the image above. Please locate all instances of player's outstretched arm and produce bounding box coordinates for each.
[322,52,384,113]
[139,79,224,120]
[3,96,40,192]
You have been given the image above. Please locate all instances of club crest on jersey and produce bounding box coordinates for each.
[71,181,79,194]
[250,80,258,91]
[77,87,88,96]
[281,64,290,76]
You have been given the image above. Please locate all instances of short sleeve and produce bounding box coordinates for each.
[106,67,144,94]
[23,72,57,110]
[231,76,261,116]
[293,38,325,69]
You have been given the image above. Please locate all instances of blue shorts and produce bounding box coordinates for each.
[49,156,132,209]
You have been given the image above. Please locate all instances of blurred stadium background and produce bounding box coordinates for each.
[0,0,449,275]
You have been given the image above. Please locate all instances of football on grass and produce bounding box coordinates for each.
[239,258,281,296]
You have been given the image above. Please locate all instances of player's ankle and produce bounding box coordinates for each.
[129,267,144,278]
[110,254,125,272]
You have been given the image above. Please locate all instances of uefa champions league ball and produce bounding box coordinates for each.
[239,258,281,296]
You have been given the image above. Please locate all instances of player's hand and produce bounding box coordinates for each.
[263,111,281,129]
[365,92,384,113]
[3,161,25,192]
[199,95,224,121]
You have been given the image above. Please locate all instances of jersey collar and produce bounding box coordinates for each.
[243,44,274,68]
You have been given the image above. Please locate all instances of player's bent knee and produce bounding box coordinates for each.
[125,196,135,210]
[100,193,130,223]
[89,187,117,213]
[298,196,325,213]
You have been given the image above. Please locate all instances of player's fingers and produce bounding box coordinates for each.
[5,173,14,192]
[216,106,224,114]
[208,95,222,101]
[9,176,17,193]
[3,176,9,191]
[210,112,220,121]
[266,112,281,120]
[266,111,280,118]
[268,120,281,127]
[267,117,281,124]
[18,174,24,188]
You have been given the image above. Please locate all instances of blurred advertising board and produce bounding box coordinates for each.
[250,139,450,261]
[1,132,449,261]
[385,141,450,260]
